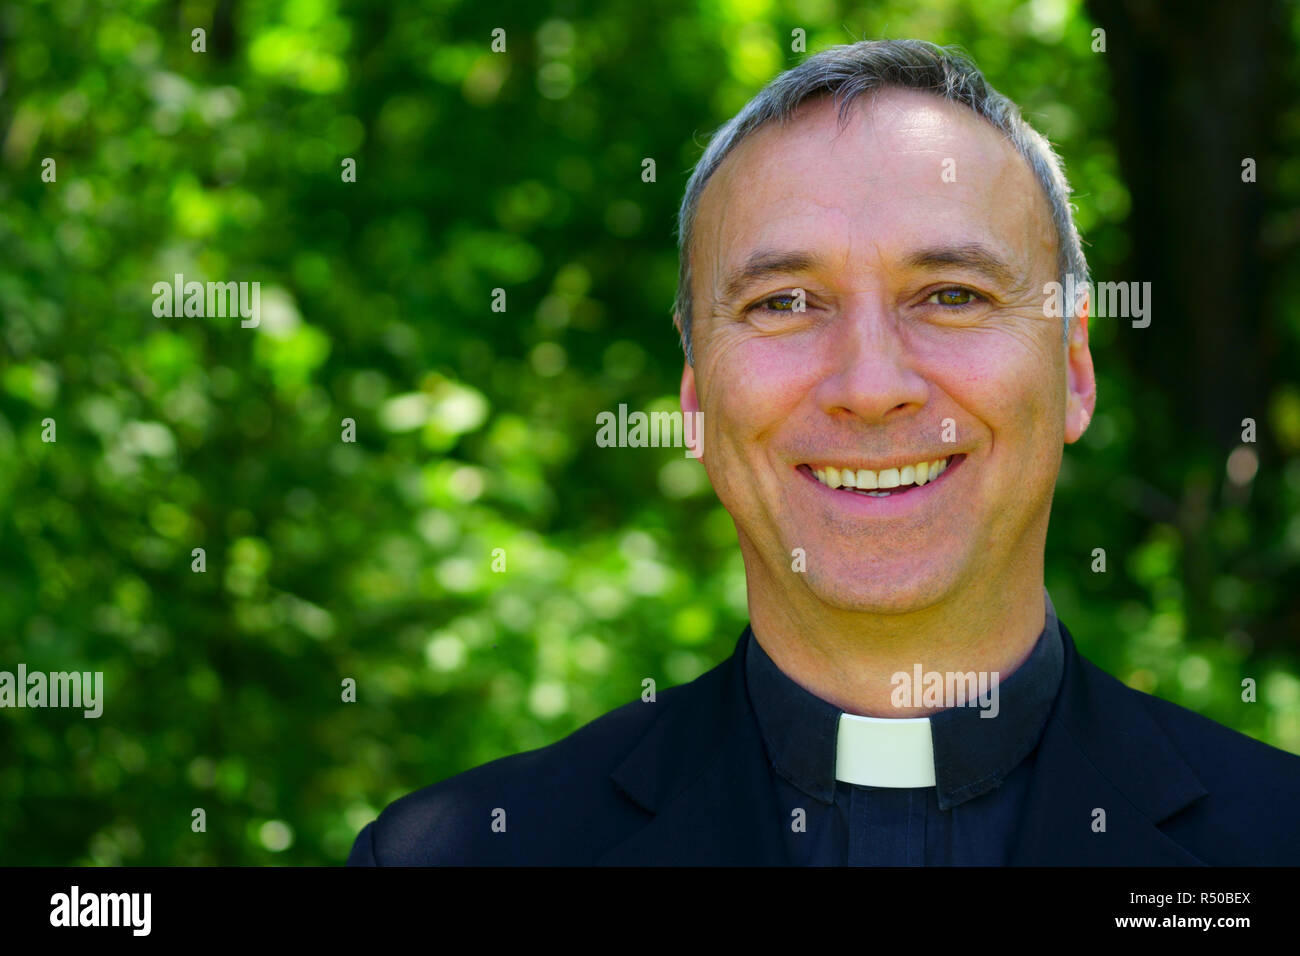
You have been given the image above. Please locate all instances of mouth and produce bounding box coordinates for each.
[798,454,966,498]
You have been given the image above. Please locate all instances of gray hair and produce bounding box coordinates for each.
[672,39,1087,365]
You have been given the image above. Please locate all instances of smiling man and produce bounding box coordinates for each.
[349,39,1300,866]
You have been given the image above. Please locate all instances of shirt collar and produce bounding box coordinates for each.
[745,590,1065,810]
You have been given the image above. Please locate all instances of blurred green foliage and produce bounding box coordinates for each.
[1,0,1297,865]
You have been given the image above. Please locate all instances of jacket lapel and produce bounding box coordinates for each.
[597,631,790,865]
[1010,620,1209,865]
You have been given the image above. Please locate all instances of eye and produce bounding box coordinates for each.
[927,287,983,308]
[748,291,804,313]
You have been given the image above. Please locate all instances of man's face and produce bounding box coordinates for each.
[681,88,1095,615]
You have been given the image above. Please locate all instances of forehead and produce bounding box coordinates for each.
[692,87,1056,286]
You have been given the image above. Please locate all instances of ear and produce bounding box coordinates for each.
[675,310,699,412]
[679,355,704,464]
[1064,292,1096,445]
[680,358,700,413]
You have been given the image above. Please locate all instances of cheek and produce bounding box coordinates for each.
[929,321,1056,399]
[929,334,1065,473]
[701,336,819,439]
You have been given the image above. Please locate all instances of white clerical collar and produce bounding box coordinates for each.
[746,590,1065,806]
[835,713,936,787]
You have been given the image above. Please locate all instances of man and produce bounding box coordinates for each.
[348,39,1300,865]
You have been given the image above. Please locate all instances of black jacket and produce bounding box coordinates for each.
[347,619,1300,865]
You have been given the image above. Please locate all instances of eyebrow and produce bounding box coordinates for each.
[720,249,826,304]
[902,243,1018,287]
[718,241,1022,305]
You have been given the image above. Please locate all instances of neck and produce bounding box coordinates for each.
[743,543,1047,718]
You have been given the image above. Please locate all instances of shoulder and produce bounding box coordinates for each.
[1075,652,1300,784]
[1075,653,1300,862]
[348,675,707,865]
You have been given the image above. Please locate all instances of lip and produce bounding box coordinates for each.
[797,453,967,516]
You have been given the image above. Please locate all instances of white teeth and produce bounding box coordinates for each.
[810,456,954,493]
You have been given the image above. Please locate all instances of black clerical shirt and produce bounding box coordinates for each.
[745,592,1065,865]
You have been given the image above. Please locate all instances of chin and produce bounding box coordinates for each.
[801,563,962,615]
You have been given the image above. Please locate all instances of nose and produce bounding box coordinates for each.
[813,294,929,424]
